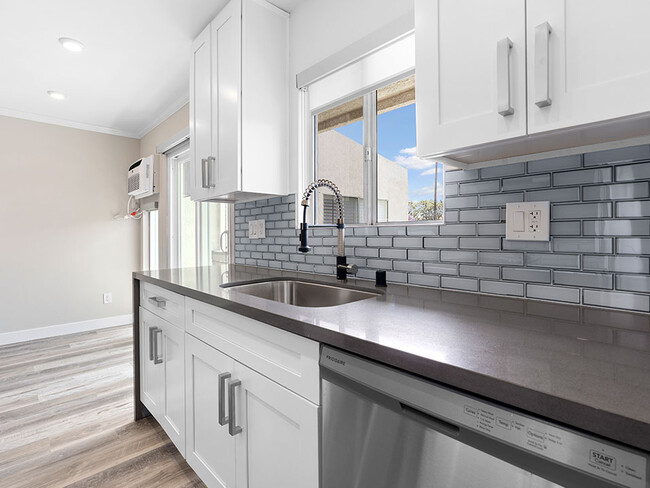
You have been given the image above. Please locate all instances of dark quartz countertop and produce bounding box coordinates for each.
[134,265,650,452]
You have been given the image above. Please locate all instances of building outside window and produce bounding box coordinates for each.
[313,74,443,226]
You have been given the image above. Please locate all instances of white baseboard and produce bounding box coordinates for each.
[0,314,133,346]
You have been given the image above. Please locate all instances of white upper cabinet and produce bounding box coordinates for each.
[189,0,288,201]
[527,0,650,134]
[416,0,650,166]
[190,24,213,201]
[416,0,527,156]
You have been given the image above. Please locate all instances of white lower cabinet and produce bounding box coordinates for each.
[139,307,186,456]
[185,334,319,488]
[185,335,236,488]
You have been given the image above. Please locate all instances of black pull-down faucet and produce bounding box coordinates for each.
[298,179,357,281]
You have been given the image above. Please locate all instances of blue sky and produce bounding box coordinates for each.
[334,103,443,202]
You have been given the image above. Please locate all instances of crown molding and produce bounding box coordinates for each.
[0,107,140,138]
[135,93,190,139]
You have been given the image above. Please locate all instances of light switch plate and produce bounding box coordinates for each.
[505,201,550,241]
[248,219,265,239]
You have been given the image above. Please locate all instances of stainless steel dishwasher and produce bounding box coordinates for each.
[320,346,649,488]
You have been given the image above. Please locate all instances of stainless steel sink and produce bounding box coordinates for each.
[222,279,380,307]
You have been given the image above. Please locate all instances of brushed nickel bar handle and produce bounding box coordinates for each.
[497,37,514,116]
[534,22,552,108]
[228,379,242,436]
[148,326,157,361]
[201,158,209,188]
[218,372,231,426]
[153,329,163,365]
[148,296,167,308]
[207,156,216,188]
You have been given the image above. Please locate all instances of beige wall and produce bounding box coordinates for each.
[0,116,140,334]
[138,103,189,270]
[139,103,189,158]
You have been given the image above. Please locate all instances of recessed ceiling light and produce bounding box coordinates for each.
[58,37,84,52]
[47,90,66,100]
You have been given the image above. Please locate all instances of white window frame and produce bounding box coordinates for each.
[166,140,233,268]
[296,16,443,227]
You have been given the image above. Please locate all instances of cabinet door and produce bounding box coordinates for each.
[212,0,242,197]
[415,0,526,157]
[190,23,213,201]
[160,322,185,456]
[140,308,163,417]
[232,361,319,488]
[527,0,650,134]
[185,334,236,488]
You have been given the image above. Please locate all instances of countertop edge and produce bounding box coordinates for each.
[134,272,650,453]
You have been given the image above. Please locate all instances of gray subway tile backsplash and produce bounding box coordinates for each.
[527,284,581,304]
[616,201,650,218]
[459,264,500,279]
[583,145,650,166]
[380,248,408,260]
[441,276,478,292]
[445,169,479,182]
[616,274,650,293]
[459,180,500,194]
[552,203,612,220]
[459,209,500,222]
[423,263,458,275]
[526,253,581,269]
[528,154,582,173]
[502,174,551,191]
[423,237,459,249]
[445,195,479,209]
[583,219,650,236]
[408,273,441,288]
[553,271,613,289]
[616,238,650,255]
[480,280,524,297]
[583,255,650,274]
[553,167,612,186]
[615,161,650,182]
[583,290,649,312]
[582,182,649,201]
[439,224,477,236]
[234,144,650,312]
[480,162,525,179]
[552,238,613,254]
[502,268,551,283]
[478,252,524,266]
[479,192,524,207]
[440,250,478,263]
[407,249,439,261]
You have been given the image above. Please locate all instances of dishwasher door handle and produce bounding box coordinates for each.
[401,403,460,438]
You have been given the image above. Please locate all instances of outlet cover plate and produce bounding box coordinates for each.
[505,201,550,241]
[249,219,266,239]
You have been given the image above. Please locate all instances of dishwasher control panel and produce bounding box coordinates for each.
[321,347,648,488]
[458,400,646,488]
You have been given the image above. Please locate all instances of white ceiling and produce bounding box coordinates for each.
[0,0,304,138]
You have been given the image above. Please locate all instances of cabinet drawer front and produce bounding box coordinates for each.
[141,282,185,329]
[185,298,320,404]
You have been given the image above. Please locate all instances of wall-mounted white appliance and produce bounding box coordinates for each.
[128,155,160,199]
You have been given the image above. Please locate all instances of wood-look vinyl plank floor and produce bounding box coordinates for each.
[0,325,203,488]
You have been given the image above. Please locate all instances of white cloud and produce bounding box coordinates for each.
[420,165,442,176]
[393,146,436,170]
[410,181,444,198]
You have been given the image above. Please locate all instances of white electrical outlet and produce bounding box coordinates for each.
[505,202,550,241]
[103,292,113,304]
[248,219,266,239]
